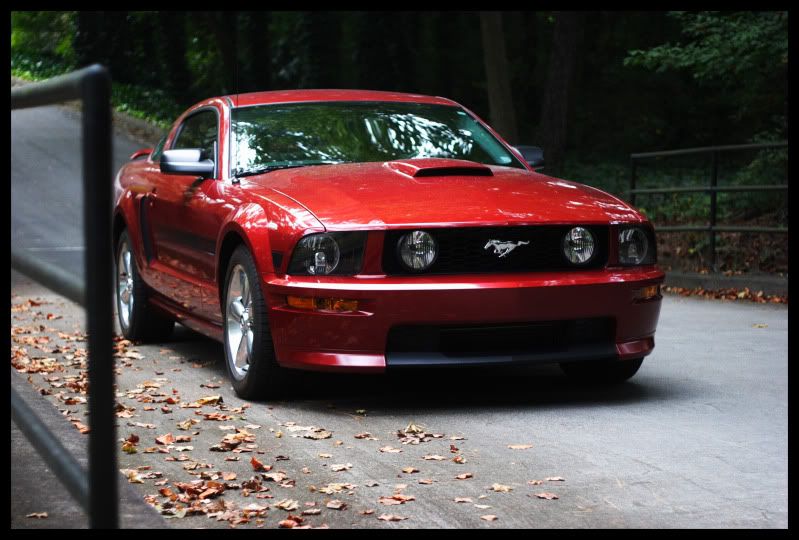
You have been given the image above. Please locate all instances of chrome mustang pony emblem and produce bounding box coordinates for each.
[484,239,530,258]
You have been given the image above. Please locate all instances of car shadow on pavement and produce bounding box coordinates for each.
[165,325,693,412]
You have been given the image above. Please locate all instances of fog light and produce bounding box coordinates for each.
[287,296,315,309]
[287,296,359,312]
[633,285,660,301]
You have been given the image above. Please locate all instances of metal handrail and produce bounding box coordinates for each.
[628,141,788,271]
[11,64,116,528]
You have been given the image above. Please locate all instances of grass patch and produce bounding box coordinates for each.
[12,50,179,130]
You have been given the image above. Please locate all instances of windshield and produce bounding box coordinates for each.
[230,101,524,176]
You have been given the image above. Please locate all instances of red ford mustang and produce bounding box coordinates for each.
[113,89,664,399]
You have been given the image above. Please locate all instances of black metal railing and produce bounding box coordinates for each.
[628,142,788,271]
[10,65,116,528]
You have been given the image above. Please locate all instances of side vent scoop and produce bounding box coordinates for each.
[385,159,494,178]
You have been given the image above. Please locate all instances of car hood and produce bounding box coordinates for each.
[242,159,644,230]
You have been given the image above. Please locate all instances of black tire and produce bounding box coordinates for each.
[115,229,174,342]
[560,357,644,384]
[222,245,288,400]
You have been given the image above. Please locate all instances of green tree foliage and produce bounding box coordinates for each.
[10,11,788,190]
[625,11,788,139]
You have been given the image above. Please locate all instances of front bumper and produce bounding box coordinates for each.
[264,267,664,372]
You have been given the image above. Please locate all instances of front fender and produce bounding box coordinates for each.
[216,195,324,280]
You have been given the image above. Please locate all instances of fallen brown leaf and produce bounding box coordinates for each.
[318,482,356,494]
[250,456,269,471]
[303,429,332,440]
[507,444,533,450]
[378,494,415,505]
[326,500,347,510]
[533,492,559,500]
[402,467,419,474]
[480,515,498,522]
[26,512,48,519]
[155,433,175,445]
[378,514,407,522]
[275,499,299,512]
[490,483,512,492]
[455,473,473,480]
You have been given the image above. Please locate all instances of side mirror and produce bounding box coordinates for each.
[514,145,545,170]
[129,148,153,160]
[160,149,215,177]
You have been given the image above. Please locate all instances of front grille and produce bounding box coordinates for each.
[387,318,614,356]
[385,318,617,367]
[383,226,608,275]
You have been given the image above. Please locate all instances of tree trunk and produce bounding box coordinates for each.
[480,12,518,145]
[158,12,192,103]
[536,12,584,176]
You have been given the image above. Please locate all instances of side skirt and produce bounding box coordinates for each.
[148,294,224,342]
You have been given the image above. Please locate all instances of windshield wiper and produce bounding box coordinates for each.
[234,164,308,178]
[234,161,351,178]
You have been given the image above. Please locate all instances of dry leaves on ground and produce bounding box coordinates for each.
[274,499,300,512]
[378,494,415,506]
[378,514,407,522]
[318,482,356,495]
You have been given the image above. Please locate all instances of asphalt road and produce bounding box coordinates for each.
[10,105,788,529]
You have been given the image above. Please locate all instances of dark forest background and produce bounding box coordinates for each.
[10,11,789,273]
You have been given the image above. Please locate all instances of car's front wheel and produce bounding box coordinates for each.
[115,229,174,341]
[559,357,644,384]
[223,245,288,400]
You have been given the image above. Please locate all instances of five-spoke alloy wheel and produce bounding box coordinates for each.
[222,245,287,399]
[115,229,174,341]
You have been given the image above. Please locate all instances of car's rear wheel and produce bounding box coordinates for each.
[116,229,174,341]
[223,245,288,400]
[559,357,644,384]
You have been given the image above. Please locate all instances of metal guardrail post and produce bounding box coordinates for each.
[709,151,718,272]
[10,64,117,528]
[81,65,116,529]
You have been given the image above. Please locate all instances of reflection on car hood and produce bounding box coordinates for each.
[242,159,644,230]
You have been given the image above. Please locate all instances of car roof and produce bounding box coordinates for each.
[224,89,460,108]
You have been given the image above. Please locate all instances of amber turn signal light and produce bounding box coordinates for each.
[287,296,359,312]
[633,284,660,301]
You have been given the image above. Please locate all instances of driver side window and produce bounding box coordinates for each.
[172,110,218,163]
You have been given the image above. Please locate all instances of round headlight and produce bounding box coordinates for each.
[301,233,340,275]
[398,230,437,271]
[618,228,649,265]
[562,227,595,265]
